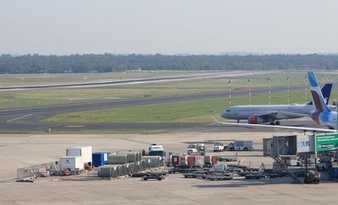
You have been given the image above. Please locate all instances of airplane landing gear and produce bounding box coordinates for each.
[270,121,280,125]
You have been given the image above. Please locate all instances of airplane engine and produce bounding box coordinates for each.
[248,115,264,124]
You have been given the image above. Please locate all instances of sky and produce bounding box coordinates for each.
[1,0,338,55]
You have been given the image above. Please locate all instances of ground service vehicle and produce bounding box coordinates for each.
[183,170,208,179]
[213,143,224,152]
[143,172,166,181]
[197,144,206,155]
[187,148,198,155]
[148,144,166,160]
[227,141,253,151]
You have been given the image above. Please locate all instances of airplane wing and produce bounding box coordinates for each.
[214,118,336,133]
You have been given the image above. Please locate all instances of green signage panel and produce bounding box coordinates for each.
[315,133,338,152]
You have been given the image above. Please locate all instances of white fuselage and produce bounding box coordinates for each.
[222,104,317,121]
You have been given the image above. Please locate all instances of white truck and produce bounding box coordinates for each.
[187,144,205,155]
[187,148,198,155]
[227,140,253,151]
[213,143,224,152]
[148,144,166,160]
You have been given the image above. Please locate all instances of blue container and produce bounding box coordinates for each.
[329,167,338,179]
[92,152,108,167]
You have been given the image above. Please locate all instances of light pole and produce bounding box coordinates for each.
[334,99,338,132]
[248,79,252,104]
[287,76,290,104]
[267,77,271,105]
[224,80,227,106]
[304,74,308,101]
[228,80,232,106]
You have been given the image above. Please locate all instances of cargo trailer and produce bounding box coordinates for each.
[59,156,84,171]
[66,146,92,165]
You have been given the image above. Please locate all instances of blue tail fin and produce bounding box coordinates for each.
[308,72,329,112]
[307,83,333,105]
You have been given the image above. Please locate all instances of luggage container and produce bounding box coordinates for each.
[127,163,135,175]
[135,162,143,172]
[66,146,92,164]
[329,166,338,179]
[126,151,141,163]
[98,165,112,177]
[99,164,130,177]
[92,152,108,167]
[272,135,297,157]
[108,153,128,164]
[120,164,128,176]
[98,165,121,178]
[263,138,273,156]
[59,156,84,171]
[132,162,139,173]
[141,160,147,170]
[115,165,122,176]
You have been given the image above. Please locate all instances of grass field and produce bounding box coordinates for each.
[1,71,336,109]
[0,87,203,108]
[45,88,336,124]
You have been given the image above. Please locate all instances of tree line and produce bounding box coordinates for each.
[0,54,337,73]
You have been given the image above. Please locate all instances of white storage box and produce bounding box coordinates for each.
[66,146,92,164]
[59,156,84,171]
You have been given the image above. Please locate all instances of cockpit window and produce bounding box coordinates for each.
[226,109,231,112]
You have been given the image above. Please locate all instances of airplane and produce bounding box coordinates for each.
[216,71,337,133]
[308,71,338,130]
[222,83,333,125]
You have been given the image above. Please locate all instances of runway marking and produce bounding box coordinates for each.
[6,114,33,123]
[65,125,85,128]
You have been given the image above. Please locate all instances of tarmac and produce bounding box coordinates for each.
[1,131,337,205]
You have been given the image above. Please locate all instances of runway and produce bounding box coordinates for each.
[0,85,300,120]
[0,85,314,133]
[0,71,272,91]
